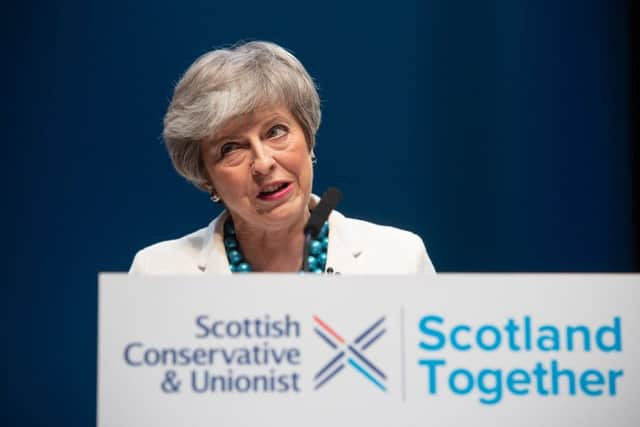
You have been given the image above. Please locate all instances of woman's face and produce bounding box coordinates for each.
[201,106,313,232]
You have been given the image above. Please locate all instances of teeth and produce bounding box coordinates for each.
[262,183,284,193]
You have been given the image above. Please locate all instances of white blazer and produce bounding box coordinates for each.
[130,209,435,275]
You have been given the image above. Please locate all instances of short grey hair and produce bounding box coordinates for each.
[163,41,321,191]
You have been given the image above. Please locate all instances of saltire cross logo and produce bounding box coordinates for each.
[312,314,387,392]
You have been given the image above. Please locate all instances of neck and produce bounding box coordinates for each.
[232,212,309,272]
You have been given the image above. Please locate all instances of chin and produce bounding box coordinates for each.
[259,198,308,226]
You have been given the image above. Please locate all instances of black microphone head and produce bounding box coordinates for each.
[305,187,343,237]
[321,187,343,208]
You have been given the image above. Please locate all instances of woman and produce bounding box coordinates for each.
[130,41,435,274]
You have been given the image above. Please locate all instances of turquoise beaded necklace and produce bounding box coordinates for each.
[223,217,329,273]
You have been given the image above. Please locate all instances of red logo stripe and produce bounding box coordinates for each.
[312,315,345,344]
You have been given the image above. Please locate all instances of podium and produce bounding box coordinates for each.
[98,274,639,426]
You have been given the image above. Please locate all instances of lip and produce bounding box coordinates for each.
[256,181,293,202]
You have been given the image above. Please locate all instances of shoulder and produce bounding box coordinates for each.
[129,226,210,274]
[345,216,425,249]
[331,212,436,274]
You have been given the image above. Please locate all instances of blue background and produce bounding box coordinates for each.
[3,0,637,425]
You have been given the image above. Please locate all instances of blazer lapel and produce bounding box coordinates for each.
[197,210,232,274]
[325,210,362,274]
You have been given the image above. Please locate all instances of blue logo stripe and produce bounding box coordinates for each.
[314,351,345,380]
[354,316,386,344]
[314,363,345,390]
[314,327,337,349]
[347,358,387,392]
[361,328,386,350]
[348,345,386,380]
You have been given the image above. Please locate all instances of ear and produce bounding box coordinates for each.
[202,181,222,203]
[202,179,214,193]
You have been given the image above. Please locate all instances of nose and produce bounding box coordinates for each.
[250,142,275,176]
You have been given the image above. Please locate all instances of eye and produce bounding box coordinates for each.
[266,124,288,139]
[220,142,241,157]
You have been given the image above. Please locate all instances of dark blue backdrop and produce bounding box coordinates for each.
[3,0,637,425]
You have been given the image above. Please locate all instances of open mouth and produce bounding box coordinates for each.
[257,182,292,200]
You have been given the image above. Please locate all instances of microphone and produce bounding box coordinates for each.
[303,188,343,272]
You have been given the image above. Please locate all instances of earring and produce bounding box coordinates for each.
[311,152,317,166]
[210,192,221,203]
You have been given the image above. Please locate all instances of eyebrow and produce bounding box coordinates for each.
[263,114,288,126]
[213,113,290,143]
